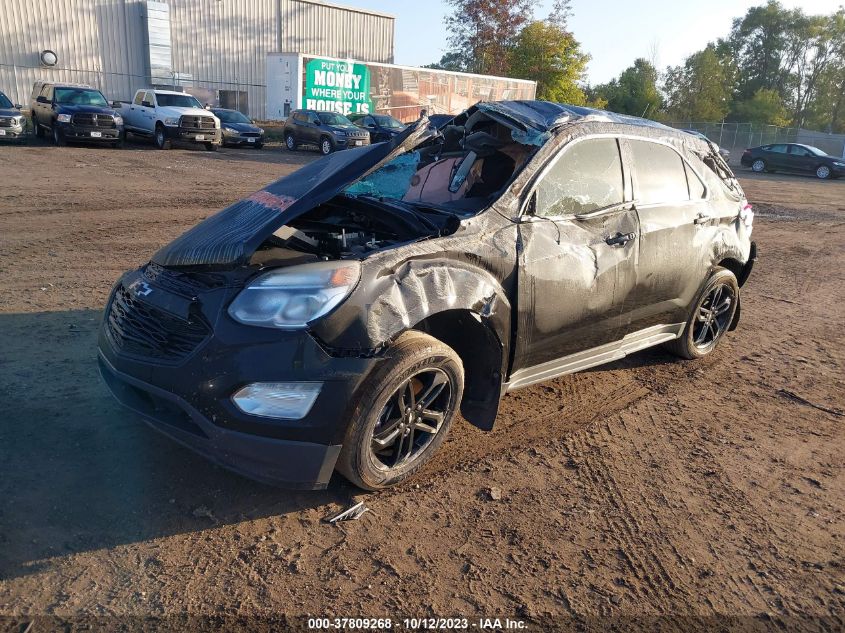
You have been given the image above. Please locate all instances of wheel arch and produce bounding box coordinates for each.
[413,309,505,431]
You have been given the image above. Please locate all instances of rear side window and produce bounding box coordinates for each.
[630,140,689,205]
[684,163,706,199]
[768,144,788,153]
[535,138,624,217]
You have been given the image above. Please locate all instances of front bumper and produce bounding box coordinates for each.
[223,132,264,146]
[165,125,222,144]
[0,125,25,141]
[334,135,370,149]
[58,122,123,142]
[97,268,378,488]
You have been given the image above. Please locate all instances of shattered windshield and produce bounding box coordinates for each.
[343,112,539,211]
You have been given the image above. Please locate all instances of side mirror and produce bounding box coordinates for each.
[141,101,152,108]
[14,103,21,109]
[111,101,121,108]
[367,123,376,128]
[36,96,48,104]
[204,104,211,110]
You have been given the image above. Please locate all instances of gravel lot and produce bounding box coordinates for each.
[0,138,843,631]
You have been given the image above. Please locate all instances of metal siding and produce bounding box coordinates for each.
[279,0,393,63]
[1,0,394,116]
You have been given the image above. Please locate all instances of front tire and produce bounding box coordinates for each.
[336,331,464,491]
[154,125,171,150]
[665,267,739,360]
[52,126,65,146]
[816,165,831,180]
[34,119,44,138]
[204,142,218,152]
[751,158,766,173]
[319,135,333,155]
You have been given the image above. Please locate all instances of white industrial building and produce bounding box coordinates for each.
[0,0,395,118]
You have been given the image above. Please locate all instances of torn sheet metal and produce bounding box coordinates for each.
[325,501,369,523]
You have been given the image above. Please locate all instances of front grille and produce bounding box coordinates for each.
[240,132,260,137]
[71,113,116,128]
[0,117,13,128]
[106,285,210,363]
[179,115,216,130]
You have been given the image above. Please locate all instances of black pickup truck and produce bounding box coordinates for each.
[30,81,124,147]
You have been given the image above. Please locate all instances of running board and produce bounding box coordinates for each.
[505,323,685,392]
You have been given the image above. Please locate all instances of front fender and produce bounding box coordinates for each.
[311,257,511,356]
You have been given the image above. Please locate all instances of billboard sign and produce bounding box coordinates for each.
[303,57,372,115]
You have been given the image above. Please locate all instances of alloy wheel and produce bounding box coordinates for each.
[817,165,831,180]
[751,159,765,172]
[370,368,452,470]
[285,134,295,150]
[321,138,332,155]
[692,283,735,351]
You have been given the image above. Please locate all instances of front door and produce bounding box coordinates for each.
[512,136,639,373]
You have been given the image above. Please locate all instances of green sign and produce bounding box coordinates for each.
[304,58,372,116]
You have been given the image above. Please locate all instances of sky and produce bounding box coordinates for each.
[348,0,841,84]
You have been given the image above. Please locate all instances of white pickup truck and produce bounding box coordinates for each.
[119,89,222,150]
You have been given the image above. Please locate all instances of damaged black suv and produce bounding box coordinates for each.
[99,101,756,491]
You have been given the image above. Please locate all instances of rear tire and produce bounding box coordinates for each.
[336,331,464,491]
[284,133,297,151]
[665,267,739,360]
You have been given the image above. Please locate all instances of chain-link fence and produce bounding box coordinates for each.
[666,120,845,165]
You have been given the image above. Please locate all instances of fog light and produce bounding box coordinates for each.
[232,382,322,420]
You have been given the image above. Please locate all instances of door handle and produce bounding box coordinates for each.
[694,213,712,225]
[605,232,635,247]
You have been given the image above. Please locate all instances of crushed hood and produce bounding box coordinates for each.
[152,117,431,268]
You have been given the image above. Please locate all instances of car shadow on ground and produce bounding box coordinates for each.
[0,309,353,581]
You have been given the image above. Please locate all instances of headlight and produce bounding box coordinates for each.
[57,113,71,123]
[163,117,179,126]
[258,128,265,134]
[13,116,24,127]
[228,260,361,329]
[113,115,123,125]
[334,130,346,136]
[223,126,236,133]
[833,161,845,168]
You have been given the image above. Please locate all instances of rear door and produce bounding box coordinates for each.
[513,136,639,372]
[622,138,712,333]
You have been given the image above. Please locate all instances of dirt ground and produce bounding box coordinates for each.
[0,138,843,632]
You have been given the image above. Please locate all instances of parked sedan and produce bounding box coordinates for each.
[348,113,406,142]
[741,143,845,180]
[0,90,26,142]
[99,101,755,491]
[211,108,264,148]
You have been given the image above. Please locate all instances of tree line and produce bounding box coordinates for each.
[427,0,845,133]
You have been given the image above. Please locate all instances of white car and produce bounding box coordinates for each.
[119,89,221,150]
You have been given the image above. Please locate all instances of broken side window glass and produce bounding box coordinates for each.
[535,138,624,217]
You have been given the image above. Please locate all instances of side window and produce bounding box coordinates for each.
[43,85,53,100]
[363,116,375,126]
[535,138,624,217]
[133,92,144,105]
[144,91,155,106]
[630,140,690,205]
[769,144,788,154]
